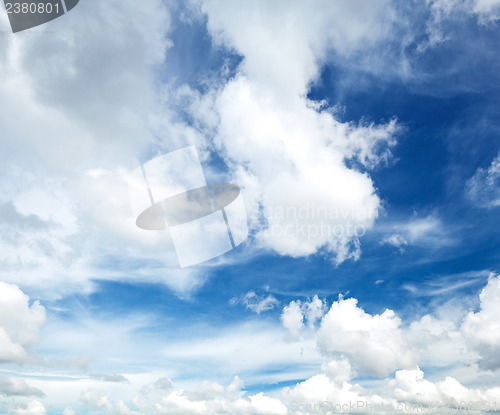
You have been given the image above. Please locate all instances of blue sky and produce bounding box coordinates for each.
[1,0,500,414]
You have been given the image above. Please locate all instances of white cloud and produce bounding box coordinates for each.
[231,291,280,314]
[462,273,500,369]
[281,301,304,340]
[381,214,454,251]
[429,0,500,23]
[320,358,356,384]
[317,296,417,377]
[197,0,393,96]
[159,321,322,384]
[402,270,490,298]
[282,373,387,414]
[380,234,408,252]
[423,0,500,51]
[0,0,212,300]
[213,76,397,262]
[132,376,289,415]
[6,275,500,413]
[390,366,500,408]
[466,151,500,208]
[8,400,46,415]
[281,296,326,339]
[0,376,44,398]
[406,314,470,368]
[0,282,46,363]
[303,296,327,328]
[80,389,138,415]
[472,0,500,19]
[184,0,401,263]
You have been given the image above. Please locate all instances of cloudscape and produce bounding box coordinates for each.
[1,0,500,414]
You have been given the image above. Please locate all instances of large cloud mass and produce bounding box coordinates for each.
[462,273,500,369]
[0,282,46,363]
[190,0,400,262]
[316,297,417,377]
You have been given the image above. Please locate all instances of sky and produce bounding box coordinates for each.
[0,0,500,414]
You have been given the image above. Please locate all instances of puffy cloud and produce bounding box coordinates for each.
[8,400,46,415]
[132,376,288,415]
[0,282,46,363]
[320,358,356,384]
[406,314,469,368]
[0,0,210,300]
[80,389,138,415]
[317,296,417,377]
[390,367,500,408]
[282,373,387,414]
[281,301,304,340]
[462,273,500,369]
[466,151,500,208]
[187,0,401,262]
[0,376,44,398]
[281,296,326,339]
[198,0,393,96]
[0,0,403,302]
[8,275,500,414]
[213,76,397,262]
[303,296,327,328]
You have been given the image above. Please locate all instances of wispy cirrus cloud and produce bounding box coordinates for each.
[466,151,500,208]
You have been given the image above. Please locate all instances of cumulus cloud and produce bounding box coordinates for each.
[462,273,500,369]
[282,373,389,414]
[8,400,46,415]
[0,376,45,398]
[281,301,304,340]
[80,389,138,415]
[281,296,326,339]
[466,151,500,208]
[68,364,500,414]
[277,276,500,384]
[406,314,469,368]
[390,366,500,408]
[132,376,288,415]
[71,364,500,415]
[184,0,402,263]
[317,296,417,377]
[320,358,356,384]
[213,76,397,263]
[7,275,500,413]
[0,282,46,363]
